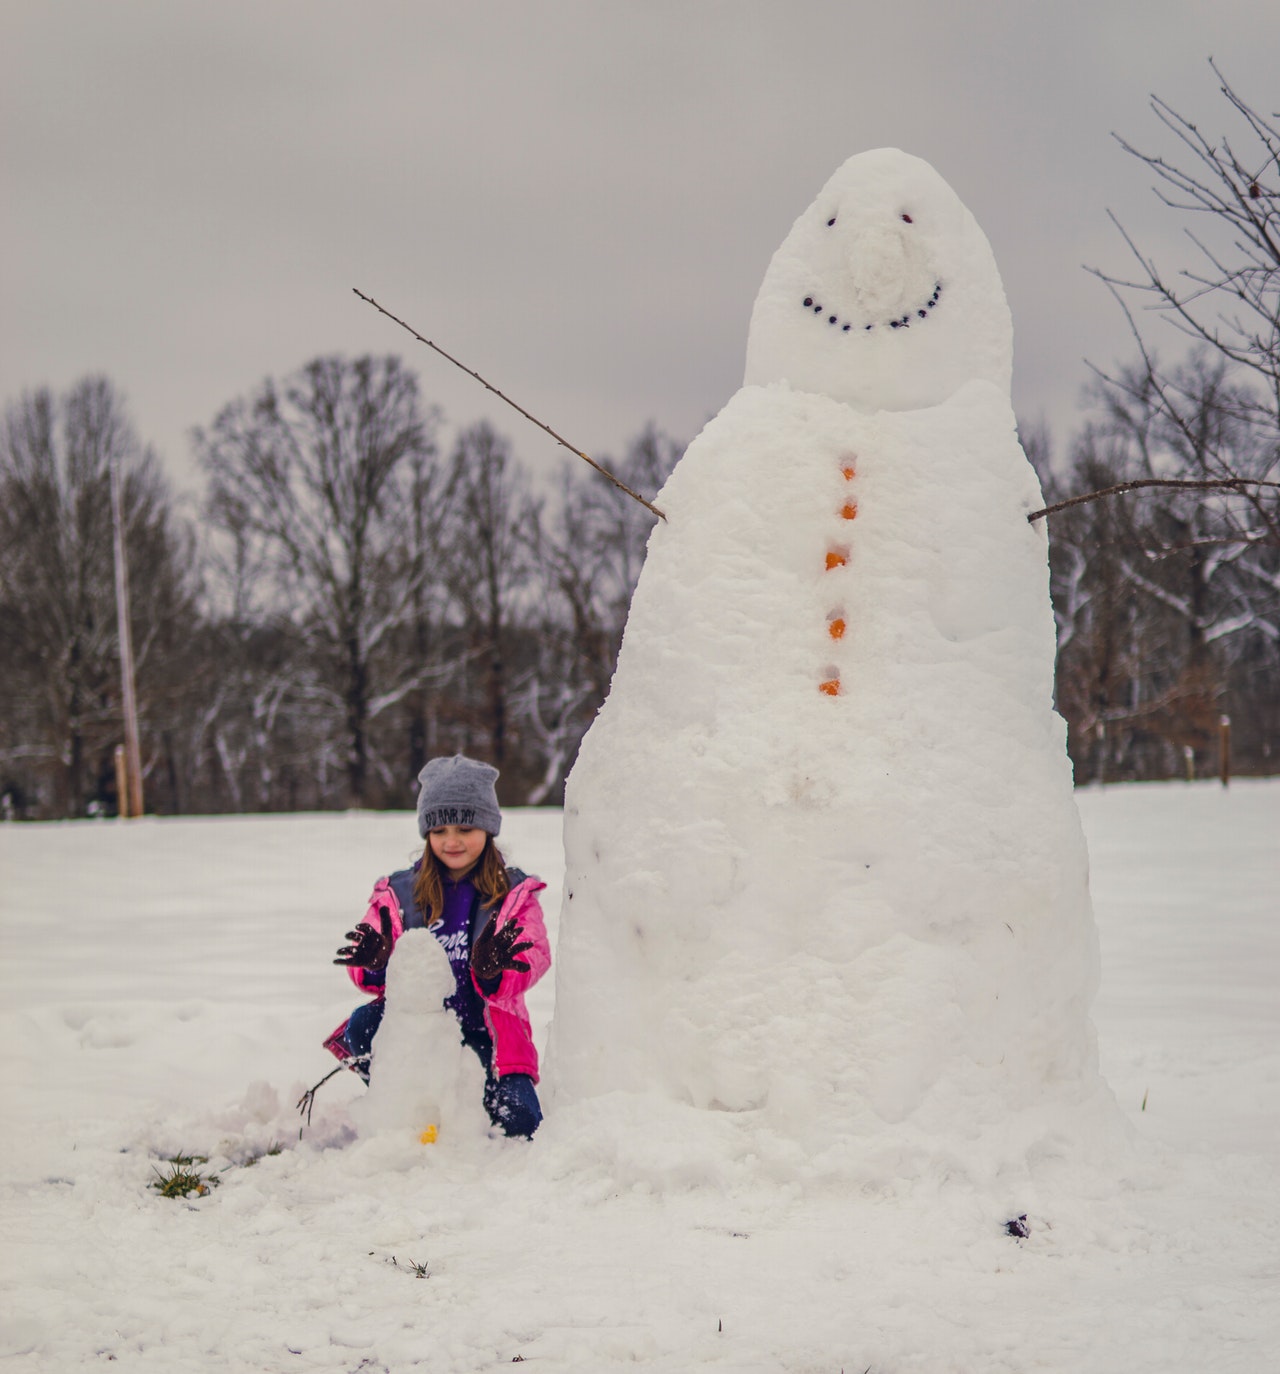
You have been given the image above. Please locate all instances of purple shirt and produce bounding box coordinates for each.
[432,874,492,1048]
[433,875,476,986]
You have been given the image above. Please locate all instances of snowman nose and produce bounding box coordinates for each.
[844,225,912,317]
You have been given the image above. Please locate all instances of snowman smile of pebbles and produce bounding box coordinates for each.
[549,149,1125,1190]
[799,216,942,338]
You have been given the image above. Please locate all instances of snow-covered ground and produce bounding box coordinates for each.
[1,780,1277,1372]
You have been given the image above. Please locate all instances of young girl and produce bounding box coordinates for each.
[323,754,550,1138]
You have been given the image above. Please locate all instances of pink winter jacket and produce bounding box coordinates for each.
[333,869,550,1081]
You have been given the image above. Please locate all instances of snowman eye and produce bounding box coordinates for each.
[901,213,914,223]
[826,215,837,227]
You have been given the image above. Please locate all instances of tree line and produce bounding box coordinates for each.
[1,338,1274,822]
[0,363,680,818]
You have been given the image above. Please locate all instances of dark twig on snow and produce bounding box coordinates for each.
[353,289,667,521]
[1027,476,1280,524]
[295,1063,349,1134]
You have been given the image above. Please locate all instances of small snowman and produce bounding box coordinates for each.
[354,930,488,1141]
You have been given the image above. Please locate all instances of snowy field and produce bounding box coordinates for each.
[1,780,1277,1372]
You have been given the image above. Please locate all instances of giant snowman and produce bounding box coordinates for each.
[549,150,1118,1174]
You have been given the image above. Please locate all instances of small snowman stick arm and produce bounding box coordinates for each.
[353,288,667,521]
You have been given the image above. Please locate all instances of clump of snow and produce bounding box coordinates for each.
[550,149,1125,1184]
[351,929,489,1140]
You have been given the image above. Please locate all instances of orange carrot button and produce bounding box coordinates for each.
[819,678,841,696]
[825,550,848,570]
[841,501,858,520]
[828,617,846,640]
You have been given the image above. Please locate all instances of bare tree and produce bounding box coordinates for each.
[195,356,440,807]
[519,424,682,801]
[1024,63,1280,780]
[395,442,453,789]
[437,422,541,780]
[540,424,680,695]
[0,378,197,816]
[1032,355,1279,781]
[1072,61,1280,542]
[1097,62,1278,422]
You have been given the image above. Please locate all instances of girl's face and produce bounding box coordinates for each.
[428,825,488,877]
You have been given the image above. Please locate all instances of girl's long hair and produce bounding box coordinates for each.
[413,835,509,927]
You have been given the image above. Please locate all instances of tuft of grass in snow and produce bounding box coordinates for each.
[386,1255,430,1279]
[237,1140,284,1168]
[150,1154,219,1199]
[149,1143,284,1196]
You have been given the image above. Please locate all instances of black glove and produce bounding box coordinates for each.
[334,906,394,970]
[470,918,534,982]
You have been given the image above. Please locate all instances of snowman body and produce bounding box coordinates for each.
[355,929,488,1138]
[550,151,1113,1162]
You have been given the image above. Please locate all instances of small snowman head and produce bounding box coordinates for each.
[744,148,1012,413]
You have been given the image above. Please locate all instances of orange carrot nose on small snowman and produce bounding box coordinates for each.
[419,1124,438,1145]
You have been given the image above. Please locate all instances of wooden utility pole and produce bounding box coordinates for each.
[110,451,144,818]
[113,745,129,817]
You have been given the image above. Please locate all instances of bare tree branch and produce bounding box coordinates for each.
[352,289,667,521]
[1028,476,1280,525]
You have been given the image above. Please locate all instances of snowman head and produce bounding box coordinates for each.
[744,148,1012,413]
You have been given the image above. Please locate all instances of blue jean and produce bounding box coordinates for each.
[482,1071,543,1139]
[342,999,542,1138]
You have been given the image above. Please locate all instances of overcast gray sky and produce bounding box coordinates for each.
[3,0,1277,497]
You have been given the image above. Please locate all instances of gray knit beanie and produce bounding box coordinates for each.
[416,755,502,837]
